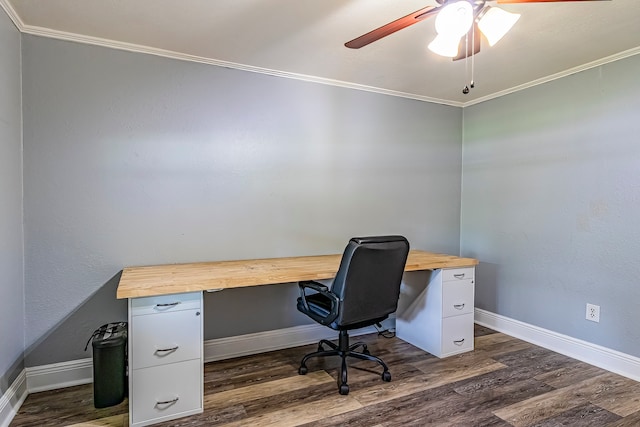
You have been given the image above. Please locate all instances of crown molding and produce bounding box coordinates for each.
[2,0,638,109]
[0,0,24,30]
[17,22,465,108]
[463,46,640,107]
[1,0,458,107]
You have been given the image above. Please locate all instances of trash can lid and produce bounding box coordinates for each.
[85,322,127,350]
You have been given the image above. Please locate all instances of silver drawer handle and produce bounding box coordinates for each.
[453,338,465,346]
[156,302,180,308]
[453,303,465,310]
[453,273,465,279]
[155,346,179,354]
[156,397,179,405]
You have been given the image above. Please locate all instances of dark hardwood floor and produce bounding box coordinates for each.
[11,325,640,426]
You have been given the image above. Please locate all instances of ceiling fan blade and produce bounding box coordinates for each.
[345,6,438,49]
[452,22,481,61]
[497,0,609,3]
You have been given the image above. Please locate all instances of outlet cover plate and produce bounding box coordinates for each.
[586,303,600,323]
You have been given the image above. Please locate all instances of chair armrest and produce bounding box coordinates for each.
[299,280,329,293]
[298,280,340,324]
[298,280,329,312]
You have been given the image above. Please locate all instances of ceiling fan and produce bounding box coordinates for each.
[345,0,610,61]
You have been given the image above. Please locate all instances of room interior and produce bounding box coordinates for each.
[1,0,640,425]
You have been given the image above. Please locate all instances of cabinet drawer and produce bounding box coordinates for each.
[441,313,474,356]
[131,359,202,426]
[131,292,201,316]
[442,280,474,318]
[442,267,475,282]
[131,309,201,369]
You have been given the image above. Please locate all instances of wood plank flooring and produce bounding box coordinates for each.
[11,325,640,426]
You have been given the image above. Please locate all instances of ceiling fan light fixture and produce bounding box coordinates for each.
[434,1,474,38]
[428,33,463,58]
[477,6,521,47]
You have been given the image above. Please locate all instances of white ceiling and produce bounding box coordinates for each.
[2,0,640,106]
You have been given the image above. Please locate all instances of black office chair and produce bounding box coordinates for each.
[296,235,410,395]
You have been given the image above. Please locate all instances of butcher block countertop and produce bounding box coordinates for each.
[117,249,478,299]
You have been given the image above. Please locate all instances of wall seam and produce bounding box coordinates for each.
[19,29,26,372]
[459,107,465,256]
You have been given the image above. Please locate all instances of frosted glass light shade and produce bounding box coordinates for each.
[477,7,521,46]
[434,1,474,38]
[428,34,462,58]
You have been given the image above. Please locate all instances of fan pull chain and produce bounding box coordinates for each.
[462,25,476,95]
[463,33,470,94]
[471,25,475,90]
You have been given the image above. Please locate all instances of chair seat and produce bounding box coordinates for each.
[298,293,389,331]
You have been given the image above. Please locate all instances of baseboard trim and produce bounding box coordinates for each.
[14,314,640,410]
[19,323,383,394]
[0,369,28,427]
[475,308,640,382]
[203,323,381,363]
[25,358,93,393]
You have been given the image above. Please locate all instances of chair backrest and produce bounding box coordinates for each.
[330,236,410,328]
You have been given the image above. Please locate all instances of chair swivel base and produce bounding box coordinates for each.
[298,330,391,395]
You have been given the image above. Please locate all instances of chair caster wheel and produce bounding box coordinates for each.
[298,366,308,375]
[382,371,391,382]
[339,384,350,395]
[363,349,371,355]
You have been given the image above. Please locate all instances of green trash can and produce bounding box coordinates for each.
[85,322,128,408]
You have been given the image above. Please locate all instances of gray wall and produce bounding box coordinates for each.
[0,9,24,393]
[461,54,640,357]
[9,20,640,376]
[22,35,463,366]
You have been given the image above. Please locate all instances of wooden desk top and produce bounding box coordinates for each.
[116,250,478,299]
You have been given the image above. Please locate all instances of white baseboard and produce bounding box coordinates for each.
[18,323,384,395]
[203,322,382,363]
[25,358,93,393]
[0,369,28,427]
[475,308,640,382]
[9,313,640,423]
[21,313,640,393]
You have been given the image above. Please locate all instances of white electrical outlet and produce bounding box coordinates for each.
[586,303,600,323]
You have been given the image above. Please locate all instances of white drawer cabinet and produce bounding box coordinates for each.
[128,292,203,427]
[130,292,202,315]
[131,309,202,369]
[441,279,474,318]
[441,313,474,354]
[396,267,475,358]
[442,267,474,282]
[130,359,202,425]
